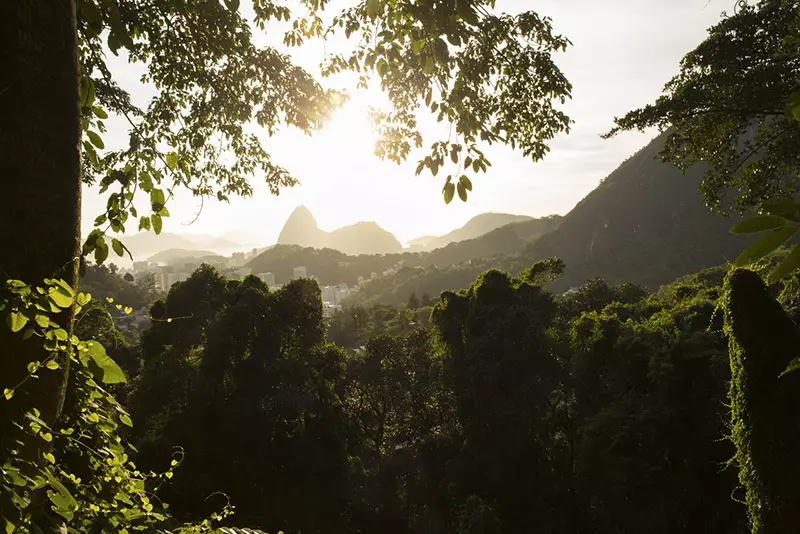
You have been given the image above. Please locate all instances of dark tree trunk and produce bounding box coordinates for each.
[0,0,82,428]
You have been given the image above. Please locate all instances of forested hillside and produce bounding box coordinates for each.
[527,132,763,291]
[351,133,766,305]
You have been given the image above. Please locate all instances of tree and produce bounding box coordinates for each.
[407,292,420,309]
[723,268,800,533]
[2,0,574,421]
[604,0,800,215]
[0,0,83,429]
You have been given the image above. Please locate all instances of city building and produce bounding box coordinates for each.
[293,266,307,279]
[132,261,149,272]
[257,272,275,286]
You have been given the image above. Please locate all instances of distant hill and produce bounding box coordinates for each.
[147,248,222,265]
[411,213,535,250]
[277,206,403,255]
[248,214,561,287]
[123,232,241,260]
[526,132,762,292]
[347,132,767,306]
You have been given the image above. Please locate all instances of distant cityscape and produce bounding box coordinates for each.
[127,248,394,317]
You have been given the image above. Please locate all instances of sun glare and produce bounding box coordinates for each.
[323,97,379,156]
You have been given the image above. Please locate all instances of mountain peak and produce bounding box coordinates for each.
[277,207,402,255]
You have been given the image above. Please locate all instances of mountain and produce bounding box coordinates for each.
[347,132,767,306]
[122,232,242,261]
[147,248,222,265]
[277,206,403,255]
[413,213,535,250]
[526,132,761,292]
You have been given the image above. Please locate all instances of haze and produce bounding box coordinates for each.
[81,0,737,249]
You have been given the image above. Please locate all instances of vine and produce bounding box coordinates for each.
[0,278,232,533]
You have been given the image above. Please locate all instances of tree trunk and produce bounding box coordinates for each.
[724,268,800,533]
[0,0,82,429]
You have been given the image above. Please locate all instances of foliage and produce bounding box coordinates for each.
[0,278,230,533]
[604,0,800,215]
[723,268,800,533]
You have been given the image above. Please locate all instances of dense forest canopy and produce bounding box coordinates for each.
[3,0,800,533]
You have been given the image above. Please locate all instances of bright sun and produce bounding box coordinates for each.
[323,96,379,156]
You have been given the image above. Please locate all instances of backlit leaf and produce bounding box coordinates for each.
[734,226,798,266]
[7,312,28,333]
[768,244,800,283]
[730,215,787,234]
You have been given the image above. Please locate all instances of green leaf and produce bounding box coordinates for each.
[7,312,28,333]
[76,292,91,306]
[768,244,800,283]
[81,341,126,384]
[788,92,800,122]
[150,188,165,206]
[165,152,178,171]
[459,175,472,191]
[457,181,467,202]
[434,39,449,62]
[734,226,798,266]
[443,182,455,205]
[224,0,240,10]
[119,413,133,427]
[92,107,108,119]
[47,477,76,521]
[112,238,124,257]
[139,215,151,231]
[3,388,14,400]
[780,357,800,378]
[730,215,787,234]
[86,130,104,149]
[151,214,163,235]
[366,0,379,19]
[761,197,800,222]
[94,240,109,264]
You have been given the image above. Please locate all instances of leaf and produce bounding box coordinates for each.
[165,152,178,171]
[92,107,108,119]
[366,0,379,19]
[3,388,13,400]
[434,39,449,62]
[49,287,74,309]
[86,130,104,149]
[224,0,240,10]
[47,477,76,521]
[151,214,163,235]
[730,215,787,234]
[443,182,455,205]
[7,312,28,333]
[768,244,800,283]
[46,360,60,370]
[94,239,109,265]
[76,292,91,306]
[780,357,800,378]
[112,238,124,257]
[124,306,133,314]
[139,215,152,231]
[120,413,133,427]
[788,91,800,122]
[762,197,800,222]
[457,181,468,202]
[459,175,472,191]
[150,188,165,206]
[734,226,798,266]
[81,341,126,384]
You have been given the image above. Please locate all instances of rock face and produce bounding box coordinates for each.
[277,206,403,256]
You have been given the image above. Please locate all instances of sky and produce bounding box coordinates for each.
[81,0,736,248]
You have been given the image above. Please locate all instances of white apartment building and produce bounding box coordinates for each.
[293,266,307,279]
